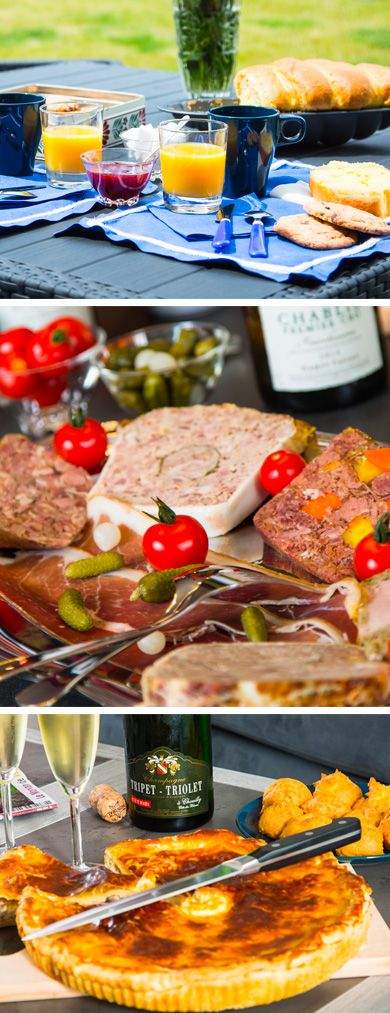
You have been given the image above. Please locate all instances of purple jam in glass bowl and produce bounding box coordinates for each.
[81,144,158,206]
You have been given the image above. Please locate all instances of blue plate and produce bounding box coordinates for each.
[236,780,390,864]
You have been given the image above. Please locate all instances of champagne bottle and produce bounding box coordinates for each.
[244,306,386,412]
[124,715,214,832]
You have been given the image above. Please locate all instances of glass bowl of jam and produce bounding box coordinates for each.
[81,144,158,206]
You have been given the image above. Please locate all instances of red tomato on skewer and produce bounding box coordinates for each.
[143,498,209,571]
[54,410,108,472]
[257,449,305,496]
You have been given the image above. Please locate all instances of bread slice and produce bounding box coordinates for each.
[310,161,390,217]
[17,829,372,1011]
[88,404,315,538]
[141,642,390,708]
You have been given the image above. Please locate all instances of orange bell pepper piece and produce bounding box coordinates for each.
[366,448,390,472]
[302,493,342,519]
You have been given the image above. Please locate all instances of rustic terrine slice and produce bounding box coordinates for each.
[357,569,390,661]
[254,427,390,584]
[88,404,315,538]
[142,642,389,707]
[0,434,92,550]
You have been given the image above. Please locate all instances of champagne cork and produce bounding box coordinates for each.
[89,783,127,823]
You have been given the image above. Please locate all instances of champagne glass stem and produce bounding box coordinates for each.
[0,776,15,850]
[69,792,85,869]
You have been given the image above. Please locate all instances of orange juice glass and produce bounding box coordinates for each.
[159,119,227,213]
[40,103,103,187]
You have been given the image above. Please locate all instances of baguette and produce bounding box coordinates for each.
[234,58,390,111]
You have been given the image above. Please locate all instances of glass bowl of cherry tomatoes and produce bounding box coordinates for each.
[0,316,106,438]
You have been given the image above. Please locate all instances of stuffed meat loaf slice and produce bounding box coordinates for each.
[254,427,390,584]
[88,404,315,538]
[0,434,92,549]
[142,642,390,708]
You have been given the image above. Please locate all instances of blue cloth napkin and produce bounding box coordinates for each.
[0,169,98,230]
[55,160,390,284]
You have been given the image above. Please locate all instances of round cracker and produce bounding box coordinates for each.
[275,213,358,249]
[305,197,390,236]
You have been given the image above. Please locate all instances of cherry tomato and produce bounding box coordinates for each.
[354,512,390,581]
[41,317,95,356]
[0,355,36,399]
[54,410,108,472]
[257,449,306,496]
[25,327,73,375]
[0,327,33,360]
[33,376,66,408]
[143,498,208,571]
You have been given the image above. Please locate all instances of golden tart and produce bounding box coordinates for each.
[0,843,139,927]
[17,829,371,1010]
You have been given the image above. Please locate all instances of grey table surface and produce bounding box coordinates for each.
[0,59,389,299]
[0,728,389,1013]
[1,305,389,706]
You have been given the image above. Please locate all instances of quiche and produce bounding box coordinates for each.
[17,829,371,1010]
[0,843,140,927]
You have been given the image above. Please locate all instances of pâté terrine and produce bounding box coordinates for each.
[0,435,92,550]
[88,404,315,538]
[357,569,390,661]
[254,427,390,583]
[142,642,389,707]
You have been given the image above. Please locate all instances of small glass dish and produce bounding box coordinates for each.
[81,144,158,206]
[98,320,230,416]
[0,329,106,438]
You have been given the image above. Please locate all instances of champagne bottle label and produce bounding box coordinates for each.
[260,307,383,392]
[128,746,211,819]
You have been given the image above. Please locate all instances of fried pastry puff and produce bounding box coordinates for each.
[311,771,362,817]
[259,801,302,838]
[336,814,384,857]
[281,810,333,837]
[262,778,312,809]
[379,815,390,850]
[366,778,390,820]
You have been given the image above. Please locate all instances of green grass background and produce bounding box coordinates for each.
[0,0,388,68]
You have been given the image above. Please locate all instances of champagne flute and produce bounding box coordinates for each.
[38,714,99,869]
[0,714,28,850]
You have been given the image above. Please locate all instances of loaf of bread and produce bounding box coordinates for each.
[310,161,390,217]
[234,58,390,111]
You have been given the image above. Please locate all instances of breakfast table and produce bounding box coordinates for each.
[0,59,389,300]
[0,726,389,1013]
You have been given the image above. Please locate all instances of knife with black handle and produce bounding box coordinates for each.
[212,202,234,251]
[22,818,361,941]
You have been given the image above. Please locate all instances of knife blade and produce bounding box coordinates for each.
[212,202,234,251]
[22,817,360,941]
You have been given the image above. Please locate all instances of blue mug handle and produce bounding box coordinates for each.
[279,114,306,144]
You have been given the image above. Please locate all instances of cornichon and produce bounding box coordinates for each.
[170,369,193,407]
[194,336,218,357]
[65,551,124,580]
[131,564,204,603]
[57,589,94,632]
[143,372,169,410]
[107,346,136,371]
[118,390,146,414]
[171,326,199,358]
[240,605,268,642]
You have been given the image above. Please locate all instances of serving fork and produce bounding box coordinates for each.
[2,566,245,706]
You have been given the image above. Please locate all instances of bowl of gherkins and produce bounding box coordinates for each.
[99,320,230,415]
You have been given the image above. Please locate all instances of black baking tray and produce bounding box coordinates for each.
[159,99,390,147]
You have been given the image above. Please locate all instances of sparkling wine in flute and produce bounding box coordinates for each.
[38,714,99,869]
[0,714,28,851]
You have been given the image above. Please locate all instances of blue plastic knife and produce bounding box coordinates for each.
[212,202,234,251]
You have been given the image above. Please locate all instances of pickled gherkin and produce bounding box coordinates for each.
[148,338,171,352]
[194,336,218,357]
[57,589,94,632]
[241,605,268,642]
[118,390,146,414]
[171,325,199,358]
[130,571,175,603]
[107,346,136,371]
[143,373,169,410]
[170,369,193,407]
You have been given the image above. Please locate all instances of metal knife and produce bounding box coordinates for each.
[22,818,360,941]
[212,202,234,251]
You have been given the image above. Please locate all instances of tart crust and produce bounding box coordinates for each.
[17,830,371,1010]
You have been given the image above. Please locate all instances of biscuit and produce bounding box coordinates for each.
[275,213,358,249]
[306,197,390,236]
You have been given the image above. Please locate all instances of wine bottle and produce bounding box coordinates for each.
[244,306,386,412]
[123,715,214,832]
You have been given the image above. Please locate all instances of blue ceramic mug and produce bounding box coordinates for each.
[210,104,306,199]
[0,93,46,176]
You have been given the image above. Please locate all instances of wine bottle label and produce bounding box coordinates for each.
[128,746,211,819]
[260,307,383,392]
